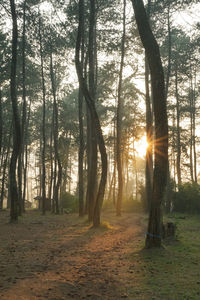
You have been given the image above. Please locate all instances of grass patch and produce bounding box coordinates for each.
[128,214,200,299]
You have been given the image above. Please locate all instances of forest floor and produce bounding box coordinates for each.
[0,210,200,300]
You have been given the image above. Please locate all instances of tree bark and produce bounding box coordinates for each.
[50,51,62,215]
[78,7,85,216]
[75,0,107,227]
[87,0,98,222]
[39,16,46,215]
[78,88,84,216]
[145,54,153,212]
[17,0,27,214]
[22,99,31,205]
[0,124,12,209]
[131,0,168,248]
[175,65,181,186]
[9,0,22,222]
[0,89,2,158]
[116,0,126,216]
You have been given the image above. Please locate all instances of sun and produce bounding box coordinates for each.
[135,135,149,158]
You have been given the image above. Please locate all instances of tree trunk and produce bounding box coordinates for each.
[87,0,98,222]
[50,51,62,215]
[0,124,12,209]
[145,54,153,212]
[175,65,181,186]
[189,81,194,182]
[116,0,126,216]
[48,120,54,201]
[22,99,31,205]
[39,16,46,215]
[75,0,107,227]
[78,88,84,216]
[9,0,22,222]
[165,3,171,100]
[0,89,2,158]
[192,72,197,183]
[17,0,27,215]
[165,2,172,212]
[131,0,168,248]
[78,11,85,216]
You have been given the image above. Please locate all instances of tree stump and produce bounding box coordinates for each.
[162,222,176,239]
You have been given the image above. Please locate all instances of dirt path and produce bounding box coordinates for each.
[0,211,145,300]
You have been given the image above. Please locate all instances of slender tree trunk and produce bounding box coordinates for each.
[78,88,84,216]
[39,16,46,215]
[78,11,85,216]
[175,65,181,186]
[192,72,197,183]
[0,89,2,157]
[131,0,168,248]
[50,51,62,214]
[165,2,172,212]
[0,124,12,209]
[18,0,27,214]
[75,0,107,227]
[116,0,126,216]
[48,120,54,201]
[145,55,153,212]
[189,81,194,182]
[22,99,31,205]
[165,3,171,100]
[87,0,98,222]
[9,0,22,222]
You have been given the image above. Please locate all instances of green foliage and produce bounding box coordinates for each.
[61,191,78,213]
[173,182,200,213]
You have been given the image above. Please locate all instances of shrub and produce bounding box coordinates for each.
[61,192,78,213]
[173,182,200,213]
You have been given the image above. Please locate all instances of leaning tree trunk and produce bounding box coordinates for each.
[131,0,168,248]
[75,0,107,228]
[116,0,126,217]
[9,0,22,222]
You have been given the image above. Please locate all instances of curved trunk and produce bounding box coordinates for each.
[87,0,97,222]
[75,0,107,227]
[131,0,168,248]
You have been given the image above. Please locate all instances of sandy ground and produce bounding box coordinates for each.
[0,210,145,300]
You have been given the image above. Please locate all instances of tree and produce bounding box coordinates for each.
[9,0,22,222]
[75,0,107,227]
[116,0,126,217]
[38,15,46,215]
[131,0,168,248]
